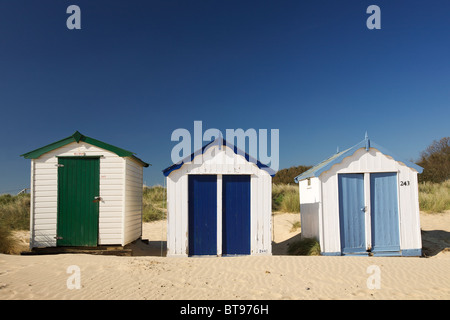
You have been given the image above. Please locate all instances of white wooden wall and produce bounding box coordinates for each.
[124,158,144,245]
[318,147,422,254]
[30,141,143,248]
[298,177,321,240]
[166,145,272,257]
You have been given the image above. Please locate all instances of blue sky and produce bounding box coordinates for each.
[0,1,449,192]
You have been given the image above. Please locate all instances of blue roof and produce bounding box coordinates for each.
[163,137,276,177]
[294,136,423,183]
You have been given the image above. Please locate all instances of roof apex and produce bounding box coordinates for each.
[72,131,84,143]
[21,131,149,167]
[163,136,275,177]
[294,137,423,183]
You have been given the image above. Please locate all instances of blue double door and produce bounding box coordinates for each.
[188,175,251,256]
[338,173,400,255]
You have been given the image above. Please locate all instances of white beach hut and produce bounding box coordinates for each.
[163,138,275,257]
[21,131,149,249]
[294,134,423,256]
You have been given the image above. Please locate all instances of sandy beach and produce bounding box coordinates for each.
[0,212,449,300]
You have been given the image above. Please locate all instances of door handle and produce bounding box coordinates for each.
[93,196,102,203]
[360,206,367,212]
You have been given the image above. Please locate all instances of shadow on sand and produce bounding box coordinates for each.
[126,240,168,257]
[125,229,449,258]
[421,229,450,257]
[272,233,302,256]
[126,233,304,257]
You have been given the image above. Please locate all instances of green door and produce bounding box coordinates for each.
[57,157,100,246]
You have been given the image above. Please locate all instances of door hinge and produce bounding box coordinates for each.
[55,164,64,167]
[54,236,63,240]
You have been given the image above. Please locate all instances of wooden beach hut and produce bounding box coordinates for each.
[294,134,423,256]
[21,131,149,249]
[163,138,275,257]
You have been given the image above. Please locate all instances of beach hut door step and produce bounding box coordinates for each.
[338,172,401,256]
[57,157,100,247]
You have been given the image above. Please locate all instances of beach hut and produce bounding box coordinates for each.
[21,131,149,249]
[294,134,423,256]
[163,138,275,257]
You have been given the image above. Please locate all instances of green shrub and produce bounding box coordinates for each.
[417,137,450,183]
[273,165,312,185]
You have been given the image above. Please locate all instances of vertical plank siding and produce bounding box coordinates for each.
[222,175,251,255]
[166,145,272,257]
[188,175,218,255]
[298,178,320,240]
[301,147,422,255]
[370,172,401,254]
[338,174,366,254]
[57,157,100,246]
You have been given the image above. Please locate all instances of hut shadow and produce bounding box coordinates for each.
[272,230,450,257]
[272,232,302,256]
[421,229,450,257]
[125,239,167,257]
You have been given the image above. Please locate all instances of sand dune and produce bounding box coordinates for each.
[0,213,449,300]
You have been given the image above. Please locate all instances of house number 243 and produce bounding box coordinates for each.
[400,181,410,186]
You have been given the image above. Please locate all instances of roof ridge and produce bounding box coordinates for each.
[21,131,149,167]
[294,138,423,182]
[163,136,275,177]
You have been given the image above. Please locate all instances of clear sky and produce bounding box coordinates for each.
[0,1,449,192]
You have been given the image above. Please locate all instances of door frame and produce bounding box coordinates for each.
[187,174,218,256]
[222,174,251,256]
[56,156,100,247]
[337,171,401,255]
[187,173,252,256]
[338,173,366,254]
[369,172,401,254]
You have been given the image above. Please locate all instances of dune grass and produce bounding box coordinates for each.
[0,224,14,254]
[142,185,167,222]
[272,184,300,213]
[0,194,30,231]
[0,193,30,254]
[418,180,450,213]
[287,238,321,256]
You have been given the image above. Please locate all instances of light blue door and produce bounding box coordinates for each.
[338,174,366,255]
[370,172,400,255]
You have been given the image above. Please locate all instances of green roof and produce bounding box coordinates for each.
[21,131,150,167]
